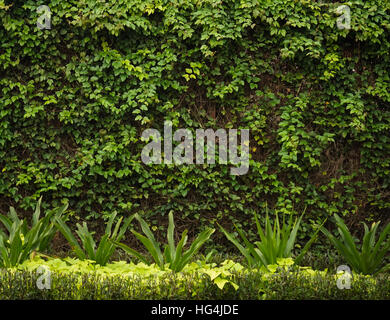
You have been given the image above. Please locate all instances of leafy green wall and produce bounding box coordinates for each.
[0,0,389,241]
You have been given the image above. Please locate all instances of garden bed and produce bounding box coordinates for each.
[1,256,389,300]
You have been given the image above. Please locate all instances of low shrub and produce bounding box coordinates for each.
[1,255,389,300]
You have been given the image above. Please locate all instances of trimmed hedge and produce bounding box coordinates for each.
[1,256,389,300]
[1,269,390,300]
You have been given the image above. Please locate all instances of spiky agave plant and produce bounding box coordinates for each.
[115,211,215,272]
[219,206,324,269]
[55,211,133,266]
[0,197,68,267]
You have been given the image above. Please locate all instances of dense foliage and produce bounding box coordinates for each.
[1,199,388,279]
[0,0,389,246]
[1,256,389,299]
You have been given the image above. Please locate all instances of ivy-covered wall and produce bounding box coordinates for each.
[0,0,389,242]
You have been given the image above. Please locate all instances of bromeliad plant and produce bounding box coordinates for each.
[55,212,133,266]
[321,214,390,275]
[219,207,324,269]
[0,198,68,267]
[115,211,215,272]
